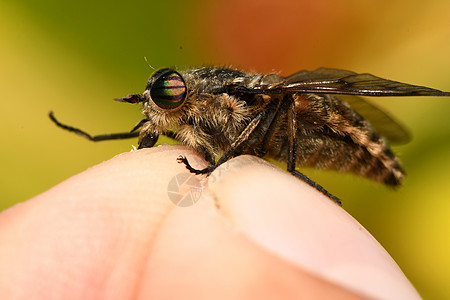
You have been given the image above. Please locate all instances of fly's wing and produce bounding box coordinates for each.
[338,95,411,144]
[236,68,449,143]
[263,68,450,96]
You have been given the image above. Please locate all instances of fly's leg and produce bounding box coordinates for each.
[49,111,144,141]
[177,112,265,175]
[203,152,215,165]
[285,97,342,205]
[176,156,215,174]
[137,133,159,149]
[257,95,291,156]
[290,170,342,205]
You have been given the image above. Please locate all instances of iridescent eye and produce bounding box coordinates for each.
[150,70,187,109]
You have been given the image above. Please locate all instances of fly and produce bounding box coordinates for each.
[49,67,450,205]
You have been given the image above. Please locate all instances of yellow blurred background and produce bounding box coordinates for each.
[1,0,449,298]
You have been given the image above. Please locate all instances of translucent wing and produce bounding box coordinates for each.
[262,68,450,96]
[338,95,411,144]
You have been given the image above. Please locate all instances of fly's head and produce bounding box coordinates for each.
[116,68,200,147]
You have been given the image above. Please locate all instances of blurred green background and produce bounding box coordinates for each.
[1,0,449,298]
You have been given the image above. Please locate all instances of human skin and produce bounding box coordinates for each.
[0,145,420,299]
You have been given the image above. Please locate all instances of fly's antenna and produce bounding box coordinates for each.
[143,57,155,71]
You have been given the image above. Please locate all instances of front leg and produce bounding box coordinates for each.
[177,156,216,175]
[178,112,264,175]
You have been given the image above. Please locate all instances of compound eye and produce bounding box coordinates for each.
[150,70,187,109]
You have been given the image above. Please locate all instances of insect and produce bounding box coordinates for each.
[49,67,450,205]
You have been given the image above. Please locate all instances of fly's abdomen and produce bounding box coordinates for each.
[271,133,405,186]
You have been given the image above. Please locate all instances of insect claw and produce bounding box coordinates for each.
[177,155,215,175]
[176,155,186,163]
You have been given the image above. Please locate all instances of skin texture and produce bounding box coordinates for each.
[0,145,420,300]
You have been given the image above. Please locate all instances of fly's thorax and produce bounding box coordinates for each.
[180,67,265,94]
[259,73,283,86]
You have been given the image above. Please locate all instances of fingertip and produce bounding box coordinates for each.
[208,155,420,300]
